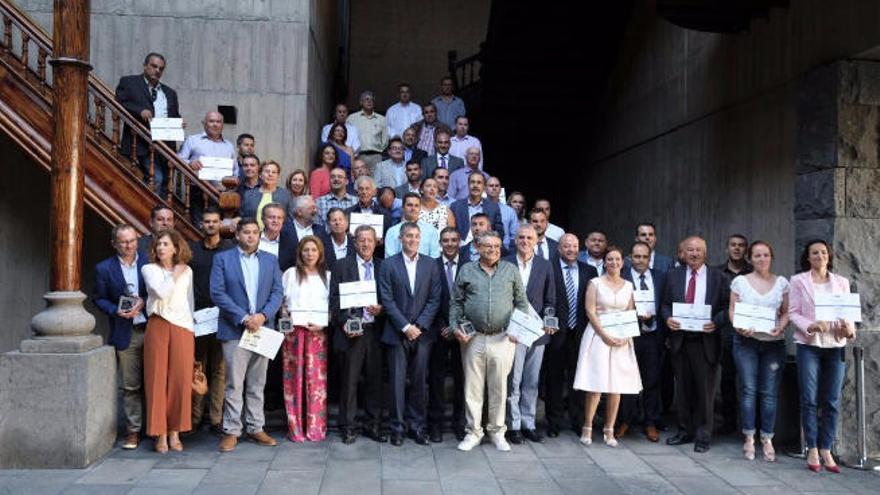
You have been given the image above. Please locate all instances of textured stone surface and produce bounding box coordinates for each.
[794,168,845,220]
[846,168,880,218]
[796,63,839,173]
[837,101,879,169]
[0,346,116,468]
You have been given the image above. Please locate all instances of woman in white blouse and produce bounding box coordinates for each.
[281,236,331,442]
[728,241,789,462]
[141,229,195,453]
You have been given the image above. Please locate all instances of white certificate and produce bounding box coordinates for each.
[633,289,655,317]
[290,308,329,327]
[673,302,713,332]
[150,118,185,142]
[349,213,385,239]
[815,293,862,322]
[506,308,545,347]
[192,306,219,337]
[599,310,640,338]
[238,326,284,360]
[339,280,378,309]
[732,303,777,333]
[197,156,234,181]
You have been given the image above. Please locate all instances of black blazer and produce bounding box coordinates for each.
[345,202,394,258]
[659,265,729,364]
[551,260,597,333]
[324,234,356,265]
[377,253,442,346]
[532,237,559,263]
[421,154,464,179]
[504,254,557,346]
[434,255,468,331]
[449,198,504,241]
[115,74,180,158]
[622,267,668,339]
[329,256,383,351]
[277,222,330,272]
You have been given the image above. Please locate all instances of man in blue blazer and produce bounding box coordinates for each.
[449,173,504,242]
[504,225,556,444]
[210,218,284,453]
[277,197,330,272]
[660,236,729,453]
[542,233,598,437]
[618,241,668,443]
[92,224,149,450]
[378,222,443,446]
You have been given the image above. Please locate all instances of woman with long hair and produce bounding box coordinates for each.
[309,143,339,198]
[326,123,353,173]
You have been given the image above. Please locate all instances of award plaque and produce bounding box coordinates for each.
[543,307,559,330]
[459,318,476,337]
[344,309,363,336]
[278,316,293,333]
[118,283,138,313]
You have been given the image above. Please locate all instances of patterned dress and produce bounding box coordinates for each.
[419,202,449,231]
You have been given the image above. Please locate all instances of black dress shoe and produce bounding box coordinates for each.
[390,432,404,446]
[546,425,560,438]
[694,441,711,453]
[409,430,430,445]
[454,427,467,442]
[666,433,694,446]
[364,426,388,443]
[506,430,523,445]
[429,426,443,443]
[522,429,544,443]
[342,429,356,445]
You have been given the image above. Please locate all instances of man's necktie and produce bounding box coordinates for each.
[150,86,158,102]
[565,265,577,329]
[639,273,648,291]
[445,260,455,292]
[363,261,374,322]
[537,241,546,259]
[441,155,447,169]
[685,269,696,304]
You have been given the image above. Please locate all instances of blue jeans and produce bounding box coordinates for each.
[732,335,785,438]
[796,344,846,450]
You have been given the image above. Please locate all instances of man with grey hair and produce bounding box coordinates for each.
[346,175,393,257]
[347,91,388,174]
[278,195,327,271]
[448,146,489,201]
[451,230,529,451]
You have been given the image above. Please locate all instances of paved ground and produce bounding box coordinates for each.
[1,428,878,495]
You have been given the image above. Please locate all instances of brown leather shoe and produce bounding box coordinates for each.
[121,432,139,450]
[247,431,278,447]
[645,425,660,443]
[614,423,629,439]
[219,434,238,453]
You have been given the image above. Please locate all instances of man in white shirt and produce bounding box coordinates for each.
[258,203,285,257]
[433,167,454,206]
[578,230,608,275]
[449,116,483,170]
[529,208,557,261]
[386,82,422,139]
[321,103,361,151]
[533,199,564,242]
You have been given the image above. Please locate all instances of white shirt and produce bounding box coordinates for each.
[403,252,419,294]
[385,101,423,138]
[282,269,330,318]
[517,254,534,286]
[649,251,656,269]
[333,237,348,260]
[321,122,361,151]
[545,223,564,242]
[294,220,314,241]
[686,264,708,306]
[258,231,280,257]
[630,267,656,331]
[534,239,551,260]
[586,256,605,276]
[449,134,484,170]
[145,78,168,118]
[141,264,194,331]
[356,255,376,323]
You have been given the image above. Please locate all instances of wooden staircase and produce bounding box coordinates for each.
[0,0,216,239]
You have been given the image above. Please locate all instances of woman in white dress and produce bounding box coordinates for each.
[418,177,455,231]
[573,246,642,447]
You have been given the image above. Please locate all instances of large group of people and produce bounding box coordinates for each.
[94,52,858,474]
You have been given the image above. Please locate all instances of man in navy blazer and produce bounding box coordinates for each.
[323,208,356,265]
[346,175,394,258]
[504,225,556,444]
[618,241,668,442]
[277,205,331,272]
[92,224,148,450]
[378,222,443,446]
[529,207,558,261]
[210,218,284,453]
[449,173,504,242]
[329,225,387,444]
[542,233,598,437]
[660,236,729,453]
[427,227,468,442]
[115,53,181,196]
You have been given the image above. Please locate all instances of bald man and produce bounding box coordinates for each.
[178,111,237,220]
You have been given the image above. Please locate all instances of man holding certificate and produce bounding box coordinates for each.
[329,225,387,444]
[660,236,729,453]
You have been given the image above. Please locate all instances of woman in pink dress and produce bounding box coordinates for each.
[573,246,642,447]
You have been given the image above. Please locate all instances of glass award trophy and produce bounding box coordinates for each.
[278,298,293,333]
[459,317,476,337]
[543,307,559,330]
[118,283,138,313]
[344,308,363,336]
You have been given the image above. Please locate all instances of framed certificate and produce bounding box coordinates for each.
[349,213,385,239]
[814,293,862,322]
[633,289,655,317]
[238,327,284,360]
[672,303,712,332]
[197,156,234,181]
[150,118,185,142]
[732,302,777,333]
[339,280,378,309]
[506,308,545,347]
[599,310,640,338]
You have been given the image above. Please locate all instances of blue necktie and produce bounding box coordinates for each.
[565,265,577,329]
[363,261,374,322]
[445,260,455,292]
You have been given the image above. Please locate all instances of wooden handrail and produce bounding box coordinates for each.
[447,43,484,92]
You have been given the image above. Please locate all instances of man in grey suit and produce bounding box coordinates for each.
[504,225,556,444]
[374,137,408,189]
[421,130,464,180]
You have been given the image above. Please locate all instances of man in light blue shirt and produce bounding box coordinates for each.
[486,176,520,250]
[385,193,440,258]
[431,76,467,130]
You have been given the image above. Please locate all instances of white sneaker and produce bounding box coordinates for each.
[490,433,511,452]
[457,433,483,451]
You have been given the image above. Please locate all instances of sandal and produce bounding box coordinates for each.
[603,427,618,448]
[154,436,169,454]
[743,436,755,461]
[761,438,775,462]
[579,426,592,446]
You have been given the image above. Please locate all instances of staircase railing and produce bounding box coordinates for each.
[447,43,484,92]
[0,0,218,230]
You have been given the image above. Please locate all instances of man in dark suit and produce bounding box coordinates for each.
[93,224,148,450]
[137,205,175,255]
[324,208,356,265]
[115,52,181,196]
[660,235,729,453]
[449,173,504,242]
[529,208,558,261]
[278,196,330,271]
[378,222,443,446]
[394,161,424,199]
[346,175,394,258]
[617,241,667,442]
[329,225,387,444]
[623,222,676,273]
[427,227,468,442]
[542,233,598,437]
[505,225,556,444]
[421,130,463,179]
[401,127,428,166]
[210,218,284,453]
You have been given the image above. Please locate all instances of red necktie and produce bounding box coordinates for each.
[685,269,697,304]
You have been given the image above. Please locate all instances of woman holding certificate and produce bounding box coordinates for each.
[727,241,789,462]
[573,246,642,447]
[281,236,331,442]
[141,230,195,453]
[789,239,855,473]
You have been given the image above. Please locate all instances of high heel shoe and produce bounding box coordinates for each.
[820,450,840,473]
[603,427,618,448]
[761,438,775,462]
[807,463,821,473]
[743,436,755,461]
[579,427,592,446]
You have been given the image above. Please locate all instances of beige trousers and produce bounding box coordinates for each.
[461,332,516,437]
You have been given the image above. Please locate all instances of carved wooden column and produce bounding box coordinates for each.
[26,0,97,352]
